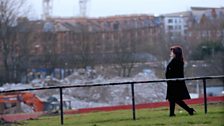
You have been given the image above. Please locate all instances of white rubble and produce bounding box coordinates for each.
[1,68,167,110]
[61,68,166,108]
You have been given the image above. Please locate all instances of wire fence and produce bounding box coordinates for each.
[0,75,224,125]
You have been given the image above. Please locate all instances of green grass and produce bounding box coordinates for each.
[16,103,224,126]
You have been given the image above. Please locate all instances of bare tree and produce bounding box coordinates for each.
[13,17,34,82]
[0,0,30,83]
[72,25,94,68]
[41,24,58,76]
[187,10,224,83]
[63,31,79,68]
[79,32,92,68]
[113,30,137,77]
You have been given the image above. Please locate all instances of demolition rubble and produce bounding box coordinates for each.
[0,67,166,113]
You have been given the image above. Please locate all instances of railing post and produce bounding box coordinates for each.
[59,87,64,125]
[203,79,207,114]
[131,83,136,120]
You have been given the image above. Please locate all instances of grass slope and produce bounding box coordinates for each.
[17,103,224,126]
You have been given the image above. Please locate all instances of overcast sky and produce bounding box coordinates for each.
[30,0,224,19]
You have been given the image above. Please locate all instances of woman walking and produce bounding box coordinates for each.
[165,45,196,117]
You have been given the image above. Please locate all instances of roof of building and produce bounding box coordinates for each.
[191,7,222,11]
[162,11,191,17]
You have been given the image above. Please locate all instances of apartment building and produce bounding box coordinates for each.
[161,7,224,42]
[2,14,161,68]
[161,11,191,41]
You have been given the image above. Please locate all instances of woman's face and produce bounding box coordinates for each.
[170,50,175,59]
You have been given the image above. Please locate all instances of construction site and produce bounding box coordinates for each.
[0,0,224,125]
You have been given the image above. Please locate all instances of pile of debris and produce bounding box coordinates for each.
[1,67,166,110]
[61,68,166,109]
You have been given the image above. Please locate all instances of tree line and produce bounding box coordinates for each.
[0,0,224,85]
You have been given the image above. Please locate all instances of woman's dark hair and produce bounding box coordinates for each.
[170,45,184,63]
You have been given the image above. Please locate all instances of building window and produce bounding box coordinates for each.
[175,26,178,30]
[168,25,173,30]
[179,19,182,23]
[168,19,173,23]
[179,25,182,29]
[113,22,119,30]
[175,19,177,23]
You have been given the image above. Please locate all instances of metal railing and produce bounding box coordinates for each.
[0,75,224,125]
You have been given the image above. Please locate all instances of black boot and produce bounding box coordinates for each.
[169,113,176,117]
[188,108,196,115]
[169,100,175,117]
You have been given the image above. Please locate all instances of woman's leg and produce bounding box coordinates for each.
[176,100,190,111]
[176,100,195,115]
[169,100,176,116]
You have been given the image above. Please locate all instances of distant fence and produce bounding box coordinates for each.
[0,75,224,125]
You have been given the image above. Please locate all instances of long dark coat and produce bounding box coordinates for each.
[165,58,190,101]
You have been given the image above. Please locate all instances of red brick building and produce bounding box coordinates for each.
[2,14,162,68]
